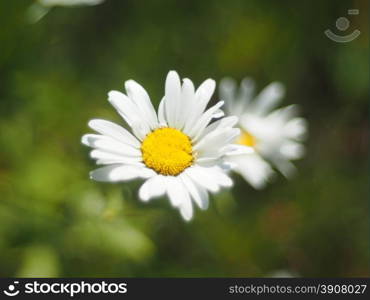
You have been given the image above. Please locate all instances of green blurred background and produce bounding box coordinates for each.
[0,0,368,277]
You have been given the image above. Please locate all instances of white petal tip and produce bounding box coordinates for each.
[180,210,193,222]
[87,120,95,127]
[107,90,123,101]
[139,194,150,202]
[167,70,180,80]
[213,109,225,118]
[81,135,89,145]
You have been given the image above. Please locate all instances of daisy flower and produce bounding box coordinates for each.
[220,77,307,189]
[82,71,242,221]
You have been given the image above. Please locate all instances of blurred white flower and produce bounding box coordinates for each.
[28,0,105,23]
[38,0,105,7]
[268,269,299,278]
[220,78,307,189]
[82,71,243,221]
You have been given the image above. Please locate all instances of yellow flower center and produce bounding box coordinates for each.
[141,127,194,176]
[237,130,257,147]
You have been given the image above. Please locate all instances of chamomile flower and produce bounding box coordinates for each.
[82,71,242,221]
[220,77,307,189]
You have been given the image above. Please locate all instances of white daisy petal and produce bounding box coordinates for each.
[193,131,241,164]
[88,119,141,148]
[284,117,308,141]
[272,157,297,178]
[177,78,195,129]
[195,185,209,210]
[165,176,186,208]
[185,166,220,193]
[82,134,141,157]
[197,116,238,141]
[95,159,143,166]
[280,142,305,160]
[90,150,142,165]
[180,173,209,210]
[138,175,166,202]
[179,190,193,221]
[195,157,222,167]
[237,78,255,106]
[210,166,233,187]
[90,165,154,182]
[252,82,285,115]
[194,128,240,155]
[108,90,150,140]
[269,104,298,122]
[223,144,254,156]
[124,80,158,129]
[187,100,224,139]
[107,91,137,125]
[212,109,225,119]
[227,153,274,189]
[219,77,236,102]
[165,176,193,221]
[158,97,167,127]
[182,78,216,132]
[195,78,216,113]
[219,77,237,114]
[164,71,181,128]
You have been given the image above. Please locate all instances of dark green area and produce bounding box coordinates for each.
[0,0,368,277]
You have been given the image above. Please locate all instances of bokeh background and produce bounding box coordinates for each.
[0,0,368,277]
